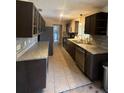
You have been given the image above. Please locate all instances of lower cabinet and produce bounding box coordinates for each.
[75,46,85,72]
[64,40,76,60]
[16,59,47,93]
[63,37,68,49]
[84,52,108,81]
[66,40,75,60]
[63,40,108,81]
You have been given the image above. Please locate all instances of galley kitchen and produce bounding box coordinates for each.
[16,0,108,93]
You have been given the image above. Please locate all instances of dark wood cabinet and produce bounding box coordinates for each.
[84,52,108,81]
[16,62,28,93]
[16,42,49,93]
[38,27,53,56]
[63,39,76,60]
[38,13,45,34]
[16,59,47,93]
[75,21,79,33]
[85,16,91,34]
[63,37,68,49]
[63,39,108,81]
[16,1,45,37]
[66,21,79,38]
[66,23,71,33]
[75,46,85,72]
[85,12,108,35]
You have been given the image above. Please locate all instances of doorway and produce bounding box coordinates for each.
[53,24,62,45]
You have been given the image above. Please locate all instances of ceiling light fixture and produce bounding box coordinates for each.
[79,14,83,25]
[60,13,63,17]
[79,14,83,24]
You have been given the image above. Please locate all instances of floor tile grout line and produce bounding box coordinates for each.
[58,46,72,93]
[56,46,71,93]
[59,82,93,93]
[53,48,57,93]
[48,56,55,93]
[53,46,67,93]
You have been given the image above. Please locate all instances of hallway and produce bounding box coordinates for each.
[42,44,104,93]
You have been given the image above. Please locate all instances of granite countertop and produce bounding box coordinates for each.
[68,39,108,54]
[16,41,49,62]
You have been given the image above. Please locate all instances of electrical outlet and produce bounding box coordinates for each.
[17,44,21,51]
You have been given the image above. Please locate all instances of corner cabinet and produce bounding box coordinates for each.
[85,12,108,35]
[16,1,45,37]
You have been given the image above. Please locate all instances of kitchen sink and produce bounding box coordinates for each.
[71,39,83,43]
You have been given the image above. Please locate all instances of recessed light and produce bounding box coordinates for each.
[60,13,63,17]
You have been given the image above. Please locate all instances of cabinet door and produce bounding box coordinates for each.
[16,1,33,37]
[84,12,107,35]
[63,37,68,49]
[66,40,75,60]
[90,15,96,35]
[16,1,45,37]
[85,16,91,34]
[66,23,71,33]
[16,62,28,93]
[26,59,47,93]
[75,47,85,72]
[84,52,92,78]
[84,52,108,81]
[84,52,98,80]
[95,20,107,35]
[75,21,79,33]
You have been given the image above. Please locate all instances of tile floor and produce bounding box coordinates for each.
[61,82,105,93]
[42,44,105,93]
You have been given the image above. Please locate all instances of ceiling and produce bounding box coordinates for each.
[24,0,108,20]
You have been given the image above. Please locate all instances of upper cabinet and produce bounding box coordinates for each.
[66,21,79,34]
[16,1,45,37]
[85,12,108,35]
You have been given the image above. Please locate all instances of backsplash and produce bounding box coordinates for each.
[16,36,38,58]
[91,35,108,49]
[74,34,108,49]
